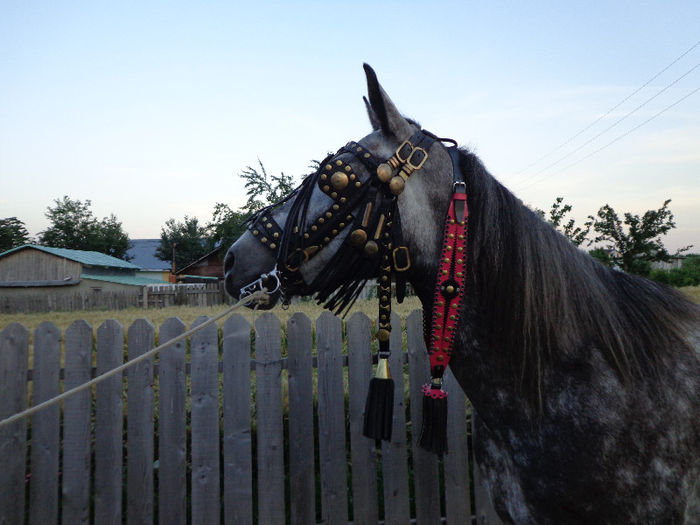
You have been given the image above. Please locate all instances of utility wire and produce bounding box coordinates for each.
[514,39,700,176]
[514,61,700,189]
[517,84,700,190]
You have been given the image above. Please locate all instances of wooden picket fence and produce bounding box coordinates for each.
[0,311,502,525]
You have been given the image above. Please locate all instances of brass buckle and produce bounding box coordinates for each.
[392,246,411,272]
[285,246,318,272]
[395,140,413,163]
[407,147,428,170]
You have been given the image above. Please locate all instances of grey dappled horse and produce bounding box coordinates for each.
[224,65,700,524]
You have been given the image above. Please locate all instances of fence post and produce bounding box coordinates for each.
[29,322,61,525]
[190,316,221,525]
[346,312,379,525]
[317,312,349,525]
[62,320,93,525]
[254,313,285,525]
[94,320,124,525]
[127,319,155,525]
[222,314,253,525]
[158,318,187,525]
[0,323,29,525]
[287,313,315,525]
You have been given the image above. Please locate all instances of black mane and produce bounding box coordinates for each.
[458,149,700,403]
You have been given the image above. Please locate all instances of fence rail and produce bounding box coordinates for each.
[0,311,502,525]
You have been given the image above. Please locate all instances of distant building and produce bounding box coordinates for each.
[126,239,171,281]
[0,244,163,297]
[175,246,224,283]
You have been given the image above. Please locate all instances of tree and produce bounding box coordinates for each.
[39,196,131,259]
[0,217,31,252]
[536,197,591,246]
[239,160,296,214]
[588,199,691,276]
[205,202,250,253]
[156,216,208,271]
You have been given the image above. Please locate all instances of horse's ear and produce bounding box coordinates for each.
[363,96,381,131]
[363,63,412,138]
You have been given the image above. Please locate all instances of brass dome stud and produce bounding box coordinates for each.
[349,229,367,247]
[330,171,349,190]
[376,163,392,183]
[389,176,405,195]
[364,240,379,257]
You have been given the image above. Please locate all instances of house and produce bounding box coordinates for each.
[174,245,224,283]
[0,244,164,312]
[126,239,172,281]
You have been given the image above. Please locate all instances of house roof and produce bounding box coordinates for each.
[126,239,172,271]
[0,244,140,270]
[82,273,165,286]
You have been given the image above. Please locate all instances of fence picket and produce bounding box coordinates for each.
[29,322,61,525]
[95,320,124,525]
[158,318,187,525]
[444,366,472,523]
[254,313,285,525]
[0,323,29,525]
[223,314,253,525]
[346,312,379,525]
[406,311,442,524]
[62,320,93,525]
[127,319,155,525]
[381,312,411,525]
[190,316,221,525]
[317,312,349,525]
[287,313,315,525]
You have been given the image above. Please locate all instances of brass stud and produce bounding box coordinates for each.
[261,237,268,243]
[448,233,454,239]
[437,355,445,362]
[321,174,327,181]
[349,174,356,180]
[331,171,349,190]
[364,240,379,256]
[389,176,405,195]
[304,233,310,239]
[318,218,325,224]
[355,181,361,188]
[457,258,463,264]
[356,146,362,152]
[253,230,259,236]
[377,163,392,183]
[350,229,367,247]
[446,246,453,251]
[345,165,351,172]
[364,152,370,159]
[377,329,390,342]
[323,185,330,192]
[346,215,353,221]
[332,204,340,211]
[339,223,345,228]
[311,225,318,231]
[458,235,465,240]
[381,295,388,303]
[450,315,456,320]
[331,192,338,199]
[446,285,455,294]
[332,229,338,235]
[324,237,330,243]
[325,164,332,171]
[273,232,280,238]
[336,159,342,166]
[266,223,272,229]
[340,197,347,204]
[457,247,464,252]
[325,212,332,218]
[269,243,277,249]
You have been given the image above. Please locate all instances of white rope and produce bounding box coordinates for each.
[0,290,268,429]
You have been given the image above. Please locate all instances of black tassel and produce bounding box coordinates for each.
[418,384,448,455]
[362,359,394,442]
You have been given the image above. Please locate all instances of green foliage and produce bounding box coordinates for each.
[588,247,612,266]
[239,160,296,214]
[649,255,700,287]
[205,203,250,254]
[0,217,31,252]
[588,199,691,276]
[38,196,131,259]
[537,197,592,246]
[156,216,208,271]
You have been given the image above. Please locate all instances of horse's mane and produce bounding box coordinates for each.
[458,149,699,402]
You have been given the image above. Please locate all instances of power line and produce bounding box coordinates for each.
[514,60,700,189]
[514,39,700,176]
[517,84,700,191]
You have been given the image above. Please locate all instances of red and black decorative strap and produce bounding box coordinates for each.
[418,183,468,455]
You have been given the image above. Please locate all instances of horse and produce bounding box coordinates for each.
[224,64,700,524]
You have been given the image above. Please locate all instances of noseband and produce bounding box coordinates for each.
[244,128,467,455]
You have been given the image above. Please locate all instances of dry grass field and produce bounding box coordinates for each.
[1,286,697,335]
[0,296,423,334]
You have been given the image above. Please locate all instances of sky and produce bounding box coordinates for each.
[1,1,699,252]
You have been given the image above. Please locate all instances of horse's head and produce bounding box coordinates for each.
[224,65,456,310]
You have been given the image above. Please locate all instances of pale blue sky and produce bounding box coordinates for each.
[1,1,698,251]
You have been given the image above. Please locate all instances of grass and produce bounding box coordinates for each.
[0,296,424,334]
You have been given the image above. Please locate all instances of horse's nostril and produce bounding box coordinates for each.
[224,251,235,274]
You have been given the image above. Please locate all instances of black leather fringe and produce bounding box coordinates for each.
[418,392,448,455]
[362,377,395,442]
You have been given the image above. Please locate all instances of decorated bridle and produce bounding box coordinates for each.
[243,129,468,455]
